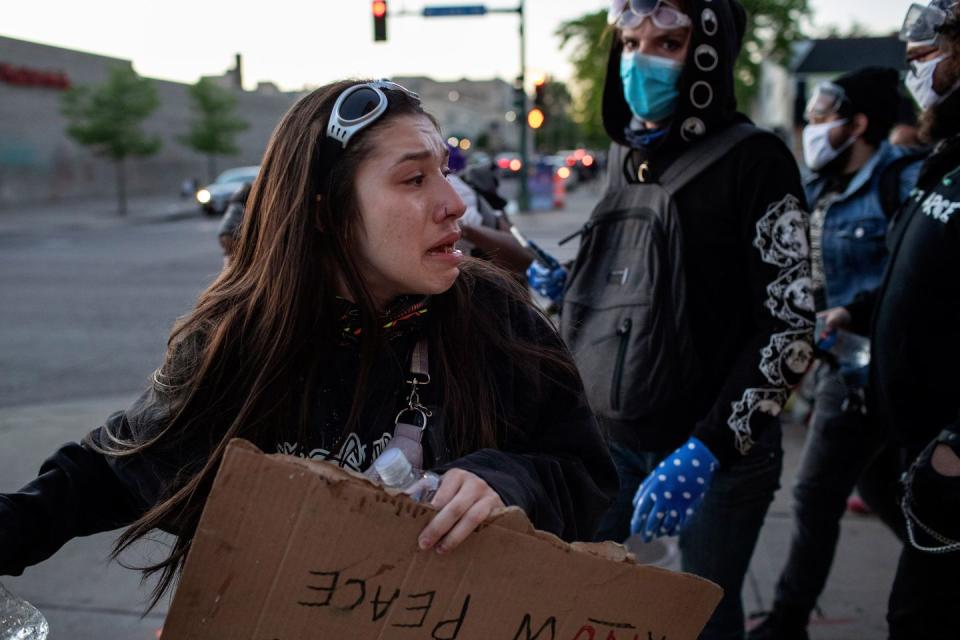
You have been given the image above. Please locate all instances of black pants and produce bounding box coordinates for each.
[887,541,960,639]
[779,368,960,637]
[773,368,900,617]
[887,442,960,639]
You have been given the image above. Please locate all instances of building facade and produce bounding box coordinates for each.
[393,76,519,151]
[0,35,301,208]
[0,35,523,208]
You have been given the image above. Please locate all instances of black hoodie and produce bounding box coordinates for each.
[845,134,960,457]
[603,0,747,155]
[598,0,813,465]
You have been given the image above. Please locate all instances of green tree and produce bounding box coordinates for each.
[61,65,161,215]
[738,0,810,106]
[557,1,810,137]
[181,78,250,181]
[556,10,612,148]
[536,80,584,153]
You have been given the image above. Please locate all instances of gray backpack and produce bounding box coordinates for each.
[560,123,761,428]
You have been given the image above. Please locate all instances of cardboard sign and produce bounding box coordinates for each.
[163,440,722,640]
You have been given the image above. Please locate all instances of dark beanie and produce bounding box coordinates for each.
[833,67,900,143]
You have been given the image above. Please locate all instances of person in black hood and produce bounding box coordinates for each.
[579,2,812,638]
[816,3,960,637]
[602,0,746,155]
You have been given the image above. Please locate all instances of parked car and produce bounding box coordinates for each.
[542,154,580,191]
[196,166,259,216]
[557,148,601,183]
[494,152,524,178]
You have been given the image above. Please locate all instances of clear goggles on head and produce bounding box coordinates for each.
[317,80,420,182]
[608,0,692,30]
[900,1,958,46]
[804,82,849,121]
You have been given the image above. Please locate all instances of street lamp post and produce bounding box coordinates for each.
[517,0,528,212]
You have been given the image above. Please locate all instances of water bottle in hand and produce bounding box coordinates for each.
[818,328,870,369]
[0,582,48,640]
[373,449,441,503]
[832,330,870,368]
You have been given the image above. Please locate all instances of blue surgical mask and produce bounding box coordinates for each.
[620,51,684,123]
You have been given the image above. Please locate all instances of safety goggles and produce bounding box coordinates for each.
[317,80,420,183]
[608,0,692,30]
[804,82,849,121]
[327,80,420,149]
[900,1,958,46]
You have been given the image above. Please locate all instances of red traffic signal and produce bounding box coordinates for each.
[373,1,388,41]
[533,77,546,108]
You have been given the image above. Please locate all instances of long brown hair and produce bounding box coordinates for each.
[102,80,578,608]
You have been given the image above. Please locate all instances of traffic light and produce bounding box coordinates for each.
[533,77,546,107]
[512,76,526,110]
[373,0,387,42]
[527,107,545,130]
[532,75,548,127]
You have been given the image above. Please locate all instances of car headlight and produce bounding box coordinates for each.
[196,189,211,204]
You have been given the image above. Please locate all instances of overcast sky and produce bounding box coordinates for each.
[3,0,911,91]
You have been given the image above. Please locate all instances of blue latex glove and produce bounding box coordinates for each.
[526,260,567,303]
[630,437,719,542]
[525,240,567,304]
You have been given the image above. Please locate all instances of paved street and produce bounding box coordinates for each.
[1,199,218,637]
[0,187,900,639]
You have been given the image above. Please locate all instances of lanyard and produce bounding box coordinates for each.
[364,338,431,481]
[395,338,431,430]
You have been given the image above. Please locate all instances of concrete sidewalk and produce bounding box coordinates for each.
[0,194,200,235]
[746,419,900,639]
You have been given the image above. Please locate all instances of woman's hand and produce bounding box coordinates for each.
[418,469,504,554]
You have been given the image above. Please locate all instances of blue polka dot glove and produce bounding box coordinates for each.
[630,437,719,542]
[526,258,567,304]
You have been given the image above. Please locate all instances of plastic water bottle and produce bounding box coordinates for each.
[373,449,441,503]
[816,323,871,390]
[835,330,871,368]
[625,536,680,571]
[815,316,871,369]
[0,582,49,640]
[819,329,871,369]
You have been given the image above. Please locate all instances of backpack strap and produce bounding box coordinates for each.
[607,142,631,191]
[659,123,763,195]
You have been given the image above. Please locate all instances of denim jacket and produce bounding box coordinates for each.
[805,142,923,309]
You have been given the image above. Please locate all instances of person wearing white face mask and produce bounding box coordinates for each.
[749,67,925,640]
[815,2,960,637]
[903,0,960,109]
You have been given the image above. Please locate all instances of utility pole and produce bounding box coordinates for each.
[517,0,528,212]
